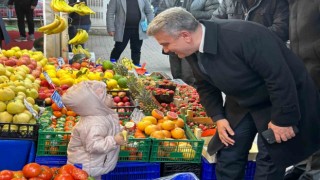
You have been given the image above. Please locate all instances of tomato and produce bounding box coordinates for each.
[71,168,88,180]
[54,173,74,180]
[0,170,13,180]
[22,163,41,178]
[58,164,75,175]
[12,171,24,178]
[29,178,44,180]
[11,178,27,180]
[37,165,53,180]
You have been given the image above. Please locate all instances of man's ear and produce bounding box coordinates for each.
[180,30,192,43]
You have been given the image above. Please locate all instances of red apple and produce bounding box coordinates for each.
[122,96,129,102]
[44,97,52,105]
[71,62,81,70]
[4,59,16,66]
[60,84,70,90]
[38,92,47,100]
[124,102,131,106]
[113,96,121,103]
[117,102,124,107]
[118,92,126,98]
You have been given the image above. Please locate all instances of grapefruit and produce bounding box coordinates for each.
[150,130,165,139]
[141,116,157,125]
[167,112,178,120]
[161,120,176,131]
[151,109,164,119]
[144,124,159,135]
[137,120,152,131]
[171,127,185,139]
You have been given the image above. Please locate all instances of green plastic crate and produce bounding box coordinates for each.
[37,131,71,156]
[118,138,151,162]
[149,125,204,163]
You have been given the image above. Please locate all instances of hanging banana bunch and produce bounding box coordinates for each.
[72,45,91,58]
[68,29,89,45]
[50,0,76,13]
[73,2,96,15]
[38,15,67,35]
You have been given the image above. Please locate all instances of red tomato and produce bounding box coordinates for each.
[51,167,59,175]
[54,173,74,180]
[37,165,53,180]
[12,171,24,178]
[0,170,13,180]
[11,178,27,180]
[58,164,75,175]
[22,163,42,178]
[29,178,44,180]
[71,168,88,180]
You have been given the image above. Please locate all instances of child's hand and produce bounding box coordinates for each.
[114,133,126,145]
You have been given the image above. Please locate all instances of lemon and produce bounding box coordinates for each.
[106,79,118,90]
[104,72,113,79]
[51,78,60,86]
[0,101,6,112]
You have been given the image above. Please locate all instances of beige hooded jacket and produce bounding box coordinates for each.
[62,81,120,177]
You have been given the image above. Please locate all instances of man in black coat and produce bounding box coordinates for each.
[8,0,38,42]
[147,7,320,180]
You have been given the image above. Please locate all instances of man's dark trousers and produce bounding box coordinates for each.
[215,113,286,180]
[15,3,34,37]
[110,28,143,65]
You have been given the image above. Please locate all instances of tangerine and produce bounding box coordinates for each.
[151,109,164,119]
[171,127,185,139]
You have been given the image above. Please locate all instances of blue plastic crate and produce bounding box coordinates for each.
[0,140,35,170]
[201,157,256,180]
[35,156,67,167]
[102,162,160,180]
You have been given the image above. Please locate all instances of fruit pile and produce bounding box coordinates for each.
[0,163,92,180]
[187,120,216,137]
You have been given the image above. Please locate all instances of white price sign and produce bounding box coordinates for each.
[51,90,64,108]
[130,108,145,123]
[23,98,39,119]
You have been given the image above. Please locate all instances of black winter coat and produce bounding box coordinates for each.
[186,19,320,168]
[7,0,38,7]
[212,0,289,41]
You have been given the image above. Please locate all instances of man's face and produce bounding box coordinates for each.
[154,30,195,58]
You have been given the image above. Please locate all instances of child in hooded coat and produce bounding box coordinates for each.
[62,81,126,180]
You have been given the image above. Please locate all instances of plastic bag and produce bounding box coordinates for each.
[155,173,199,180]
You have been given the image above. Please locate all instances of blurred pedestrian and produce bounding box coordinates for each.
[284,1,320,179]
[8,0,38,42]
[107,0,154,65]
[0,14,10,48]
[68,0,91,51]
[212,0,289,42]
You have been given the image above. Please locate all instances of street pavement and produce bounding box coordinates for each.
[86,34,173,78]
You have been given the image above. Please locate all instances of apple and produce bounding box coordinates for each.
[71,62,81,70]
[44,97,52,105]
[113,96,121,103]
[122,96,129,102]
[60,84,70,90]
[124,102,131,106]
[117,102,124,107]
[118,91,126,98]
[38,92,47,100]
[4,59,16,66]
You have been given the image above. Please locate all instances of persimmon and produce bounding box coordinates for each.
[51,103,62,111]
[66,110,77,117]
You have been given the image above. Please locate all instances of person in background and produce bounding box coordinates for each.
[62,81,126,180]
[0,14,10,48]
[68,0,91,52]
[284,1,320,179]
[212,0,289,42]
[147,7,320,180]
[8,0,38,42]
[107,0,154,65]
[157,0,219,86]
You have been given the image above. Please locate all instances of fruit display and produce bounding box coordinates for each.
[71,45,91,59]
[0,163,92,180]
[38,15,67,35]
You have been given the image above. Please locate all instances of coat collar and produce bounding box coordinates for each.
[200,20,218,55]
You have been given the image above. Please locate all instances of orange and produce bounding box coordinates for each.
[161,120,176,131]
[151,109,164,119]
[51,103,62,111]
[157,123,163,130]
[174,118,185,128]
[161,130,171,138]
[144,124,159,135]
[141,116,157,125]
[137,120,152,131]
[67,110,77,117]
[150,130,165,139]
[171,127,185,139]
[157,118,165,123]
[53,111,62,118]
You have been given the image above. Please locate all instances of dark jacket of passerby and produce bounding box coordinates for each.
[68,0,91,26]
[212,0,289,42]
[8,0,38,7]
[288,0,320,90]
[0,14,10,47]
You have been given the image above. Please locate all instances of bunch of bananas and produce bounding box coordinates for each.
[72,45,91,58]
[118,57,136,70]
[38,15,67,35]
[50,0,75,13]
[74,2,95,15]
[68,29,89,45]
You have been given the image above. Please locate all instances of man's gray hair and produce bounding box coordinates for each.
[147,7,199,38]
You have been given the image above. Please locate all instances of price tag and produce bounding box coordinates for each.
[130,108,145,123]
[43,71,55,88]
[58,57,65,67]
[51,90,64,108]
[23,98,39,119]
